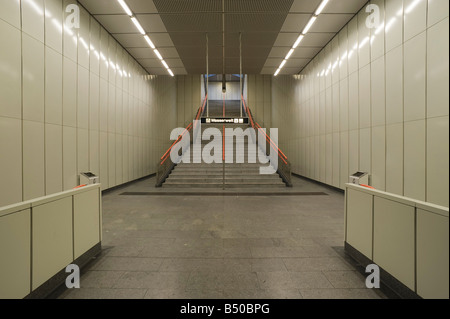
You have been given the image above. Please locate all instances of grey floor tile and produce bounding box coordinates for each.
[250,258,287,272]
[102,245,145,257]
[299,288,382,299]
[301,246,340,257]
[61,288,147,299]
[144,289,224,299]
[289,272,333,289]
[91,256,163,272]
[186,272,224,291]
[251,247,308,258]
[160,258,225,272]
[283,257,353,272]
[223,289,302,299]
[257,272,296,290]
[79,270,124,288]
[114,271,190,290]
[322,271,367,288]
[223,238,278,248]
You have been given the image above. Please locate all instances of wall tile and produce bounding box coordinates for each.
[427,18,449,118]
[0,20,21,119]
[44,0,63,53]
[45,47,63,125]
[22,121,45,201]
[45,123,63,194]
[404,120,426,201]
[22,34,45,122]
[404,0,427,41]
[22,0,45,43]
[0,117,22,206]
[427,116,449,207]
[0,0,21,29]
[404,32,426,122]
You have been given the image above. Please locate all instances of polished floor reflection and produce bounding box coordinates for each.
[59,176,386,299]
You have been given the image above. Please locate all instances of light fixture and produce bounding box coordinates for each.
[154,49,163,60]
[302,16,317,34]
[118,0,176,77]
[280,60,287,68]
[293,35,304,49]
[285,49,294,60]
[117,0,132,16]
[131,17,145,35]
[274,68,281,76]
[144,35,155,49]
[315,0,330,15]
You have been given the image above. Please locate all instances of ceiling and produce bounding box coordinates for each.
[78,0,368,75]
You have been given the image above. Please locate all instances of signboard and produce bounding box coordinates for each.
[201,118,249,124]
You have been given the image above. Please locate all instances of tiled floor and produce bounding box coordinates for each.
[59,176,386,299]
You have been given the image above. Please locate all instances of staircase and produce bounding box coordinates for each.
[160,100,286,189]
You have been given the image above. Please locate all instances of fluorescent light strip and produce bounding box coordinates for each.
[154,49,163,60]
[280,60,287,69]
[131,17,145,35]
[285,49,294,60]
[162,60,169,69]
[117,0,132,16]
[315,0,330,15]
[168,69,174,77]
[274,68,281,76]
[144,35,155,49]
[293,35,304,49]
[302,16,317,34]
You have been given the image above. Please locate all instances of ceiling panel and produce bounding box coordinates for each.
[274,33,299,46]
[301,32,336,47]
[281,14,315,32]
[290,0,322,12]
[135,14,168,33]
[78,0,124,14]
[127,0,158,13]
[95,15,137,34]
[322,0,368,13]
[82,0,367,75]
[310,14,354,33]
[112,34,148,48]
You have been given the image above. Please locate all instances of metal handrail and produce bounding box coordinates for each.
[242,96,292,187]
[155,95,207,187]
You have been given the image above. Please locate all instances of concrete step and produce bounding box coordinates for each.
[166,177,282,183]
[163,182,286,188]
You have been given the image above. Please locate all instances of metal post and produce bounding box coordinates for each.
[240,32,243,118]
[206,33,209,118]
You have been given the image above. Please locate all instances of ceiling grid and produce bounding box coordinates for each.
[78,0,368,75]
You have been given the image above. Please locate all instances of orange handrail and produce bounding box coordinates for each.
[241,95,288,165]
[160,95,208,165]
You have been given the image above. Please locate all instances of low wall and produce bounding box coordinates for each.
[345,183,448,299]
[0,184,102,299]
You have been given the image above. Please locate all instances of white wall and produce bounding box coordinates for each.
[273,0,449,207]
[0,0,177,207]
[247,74,272,128]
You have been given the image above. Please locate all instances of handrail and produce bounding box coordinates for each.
[241,95,292,187]
[155,95,208,187]
[242,95,288,164]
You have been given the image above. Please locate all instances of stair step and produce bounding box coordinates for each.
[163,183,286,188]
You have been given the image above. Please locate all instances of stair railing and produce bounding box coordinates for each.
[155,95,207,187]
[241,95,293,187]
